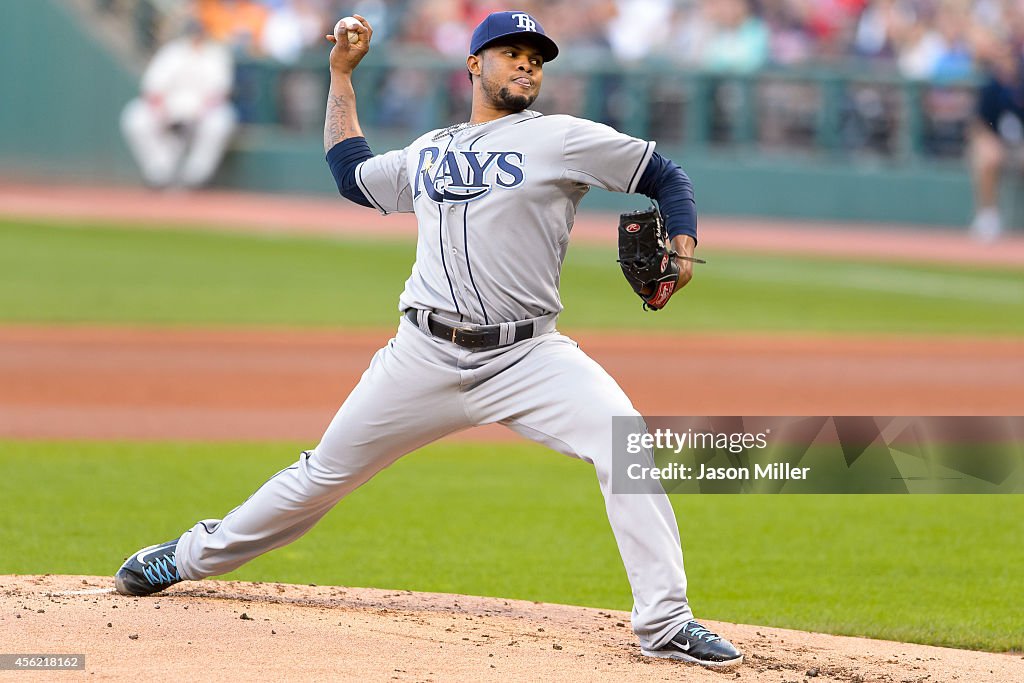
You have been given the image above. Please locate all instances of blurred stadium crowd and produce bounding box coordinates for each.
[98,0,1024,79]
[98,0,1024,237]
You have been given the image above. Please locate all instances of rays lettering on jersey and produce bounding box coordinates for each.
[413,147,525,204]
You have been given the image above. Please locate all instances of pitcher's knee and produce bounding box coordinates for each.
[297,448,389,501]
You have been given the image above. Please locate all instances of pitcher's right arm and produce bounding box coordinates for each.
[323,16,377,208]
[323,15,372,151]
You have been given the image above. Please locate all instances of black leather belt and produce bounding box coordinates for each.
[405,309,535,350]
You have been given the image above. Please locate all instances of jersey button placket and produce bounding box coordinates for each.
[454,201,488,324]
[447,206,457,256]
[440,200,471,318]
[443,201,483,322]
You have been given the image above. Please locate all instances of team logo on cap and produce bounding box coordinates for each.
[511,13,537,31]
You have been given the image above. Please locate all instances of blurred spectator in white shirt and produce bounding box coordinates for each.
[120,19,237,189]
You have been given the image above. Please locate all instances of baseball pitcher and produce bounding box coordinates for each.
[114,10,742,668]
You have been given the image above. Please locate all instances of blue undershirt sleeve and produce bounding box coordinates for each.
[634,152,697,244]
[326,137,374,208]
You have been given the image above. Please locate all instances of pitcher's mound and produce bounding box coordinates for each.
[2,575,1019,682]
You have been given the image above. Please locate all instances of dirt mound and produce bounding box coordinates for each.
[2,575,1019,682]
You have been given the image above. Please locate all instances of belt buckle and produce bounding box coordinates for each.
[449,323,487,348]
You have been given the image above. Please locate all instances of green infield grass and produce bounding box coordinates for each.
[1,440,1020,652]
[1,219,1021,333]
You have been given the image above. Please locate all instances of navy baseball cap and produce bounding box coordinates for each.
[470,11,558,62]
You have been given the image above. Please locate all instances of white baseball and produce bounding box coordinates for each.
[334,17,361,44]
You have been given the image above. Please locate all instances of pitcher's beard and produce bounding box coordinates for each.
[497,87,536,111]
[482,77,538,112]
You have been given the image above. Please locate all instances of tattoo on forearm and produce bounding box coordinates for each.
[324,93,350,151]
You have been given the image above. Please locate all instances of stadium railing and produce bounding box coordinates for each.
[232,52,981,169]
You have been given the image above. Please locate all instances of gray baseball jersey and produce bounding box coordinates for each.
[173,110,695,652]
[355,110,655,323]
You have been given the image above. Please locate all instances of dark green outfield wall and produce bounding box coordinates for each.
[0,0,140,181]
[2,0,1010,229]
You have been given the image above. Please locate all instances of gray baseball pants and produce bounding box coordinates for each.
[174,316,693,649]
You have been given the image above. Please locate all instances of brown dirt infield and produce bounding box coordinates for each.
[3,575,1021,682]
[1,325,1022,441]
